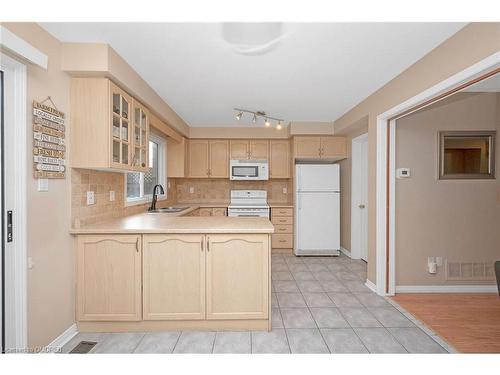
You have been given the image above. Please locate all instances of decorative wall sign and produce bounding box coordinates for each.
[32,97,66,179]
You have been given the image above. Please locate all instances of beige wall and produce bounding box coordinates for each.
[395,92,499,285]
[334,22,500,283]
[175,179,292,205]
[2,22,74,348]
[189,127,290,139]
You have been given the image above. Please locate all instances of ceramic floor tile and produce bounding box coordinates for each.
[272,271,294,281]
[354,328,407,353]
[318,280,346,292]
[286,329,329,353]
[133,331,180,353]
[271,263,289,272]
[62,333,110,353]
[273,280,300,293]
[297,280,324,293]
[251,329,290,353]
[367,307,415,328]
[276,292,307,308]
[173,331,216,353]
[327,292,363,307]
[271,292,279,308]
[213,331,251,354]
[320,328,368,353]
[354,292,390,307]
[272,308,284,328]
[388,328,447,353]
[335,271,362,281]
[326,264,349,273]
[292,271,316,281]
[314,271,338,281]
[302,292,335,308]
[93,332,145,353]
[306,264,330,273]
[310,307,350,328]
[288,263,309,272]
[339,307,382,328]
[281,308,317,329]
[344,280,371,293]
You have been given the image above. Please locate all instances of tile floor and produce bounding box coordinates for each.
[62,253,449,354]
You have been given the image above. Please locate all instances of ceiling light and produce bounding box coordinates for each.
[276,121,282,130]
[236,111,243,120]
[264,118,271,127]
[233,108,284,129]
[252,114,257,123]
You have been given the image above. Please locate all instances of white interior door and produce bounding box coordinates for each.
[351,133,369,261]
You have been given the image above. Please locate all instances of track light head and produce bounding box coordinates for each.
[264,118,271,127]
[236,111,243,120]
[276,121,282,130]
[252,114,257,123]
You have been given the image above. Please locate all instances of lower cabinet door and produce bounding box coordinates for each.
[143,234,206,320]
[77,234,142,321]
[206,234,269,320]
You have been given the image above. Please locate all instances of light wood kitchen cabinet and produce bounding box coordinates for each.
[206,234,269,320]
[188,139,228,178]
[208,140,229,178]
[230,140,269,160]
[76,234,142,321]
[199,208,213,217]
[271,207,294,251]
[212,207,227,216]
[186,207,227,217]
[167,137,187,178]
[269,140,290,178]
[143,234,205,320]
[70,78,150,172]
[293,136,347,160]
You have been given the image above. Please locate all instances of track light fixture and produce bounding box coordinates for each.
[233,108,284,130]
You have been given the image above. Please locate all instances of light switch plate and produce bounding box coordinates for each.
[37,178,49,192]
[109,190,115,201]
[86,191,95,205]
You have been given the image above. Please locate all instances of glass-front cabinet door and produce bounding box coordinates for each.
[132,101,149,171]
[110,82,132,168]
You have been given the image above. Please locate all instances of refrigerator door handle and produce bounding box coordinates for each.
[298,194,302,210]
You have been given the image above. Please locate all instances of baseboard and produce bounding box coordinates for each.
[340,247,351,258]
[365,279,377,293]
[45,323,78,353]
[396,285,498,293]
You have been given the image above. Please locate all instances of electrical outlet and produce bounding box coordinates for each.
[282,187,287,194]
[189,187,194,194]
[86,191,95,205]
[109,190,116,201]
[167,181,171,189]
[37,178,49,192]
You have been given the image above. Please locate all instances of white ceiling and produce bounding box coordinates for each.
[41,22,466,127]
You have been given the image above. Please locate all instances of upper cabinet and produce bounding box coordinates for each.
[230,140,269,160]
[167,137,187,178]
[269,140,290,178]
[187,139,229,178]
[293,136,347,160]
[70,78,150,172]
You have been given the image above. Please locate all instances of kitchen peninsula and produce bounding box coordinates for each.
[70,209,274,332]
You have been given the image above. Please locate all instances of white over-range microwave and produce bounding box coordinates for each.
[230,159,269,180]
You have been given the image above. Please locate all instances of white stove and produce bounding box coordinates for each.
[227,190,270,218]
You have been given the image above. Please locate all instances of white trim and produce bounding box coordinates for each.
[0,26,48,69]
[44,324,78,353]
[1,52,28,351]
[339,246,351,258]
[375,51,500,297]
[365,279,377,293]
[396,285,498,293]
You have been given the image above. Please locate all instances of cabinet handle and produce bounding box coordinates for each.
[279,240,286,243]
[201,240,204,252]
[207,237,210,252]
[135,237,139,252]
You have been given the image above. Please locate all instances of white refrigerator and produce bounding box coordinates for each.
[295,164,340,256]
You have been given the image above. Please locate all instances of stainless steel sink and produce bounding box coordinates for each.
[148,206,190,213]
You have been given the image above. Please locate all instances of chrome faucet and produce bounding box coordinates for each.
[148,184,165,212]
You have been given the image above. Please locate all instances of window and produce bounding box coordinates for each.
[126,134,166,204]
[439,131,496,180]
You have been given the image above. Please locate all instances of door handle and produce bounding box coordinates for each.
[358,204,365,209]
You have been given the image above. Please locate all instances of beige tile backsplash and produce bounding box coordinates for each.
[175,179,292,205]
[71,168,177,227]
[72,168,291,226]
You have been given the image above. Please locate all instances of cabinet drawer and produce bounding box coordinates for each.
[274,224,293,234]
[272,234,293,249]
[271,216,292,225]
[272,208,293,217]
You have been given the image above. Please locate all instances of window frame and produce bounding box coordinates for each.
[125,133,167,206]
[438,130,496,180]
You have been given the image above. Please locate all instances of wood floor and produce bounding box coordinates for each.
[392,293,500,353]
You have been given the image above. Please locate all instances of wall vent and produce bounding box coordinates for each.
[445,261,495,281]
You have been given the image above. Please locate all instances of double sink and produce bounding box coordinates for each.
[148,206,190,214]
